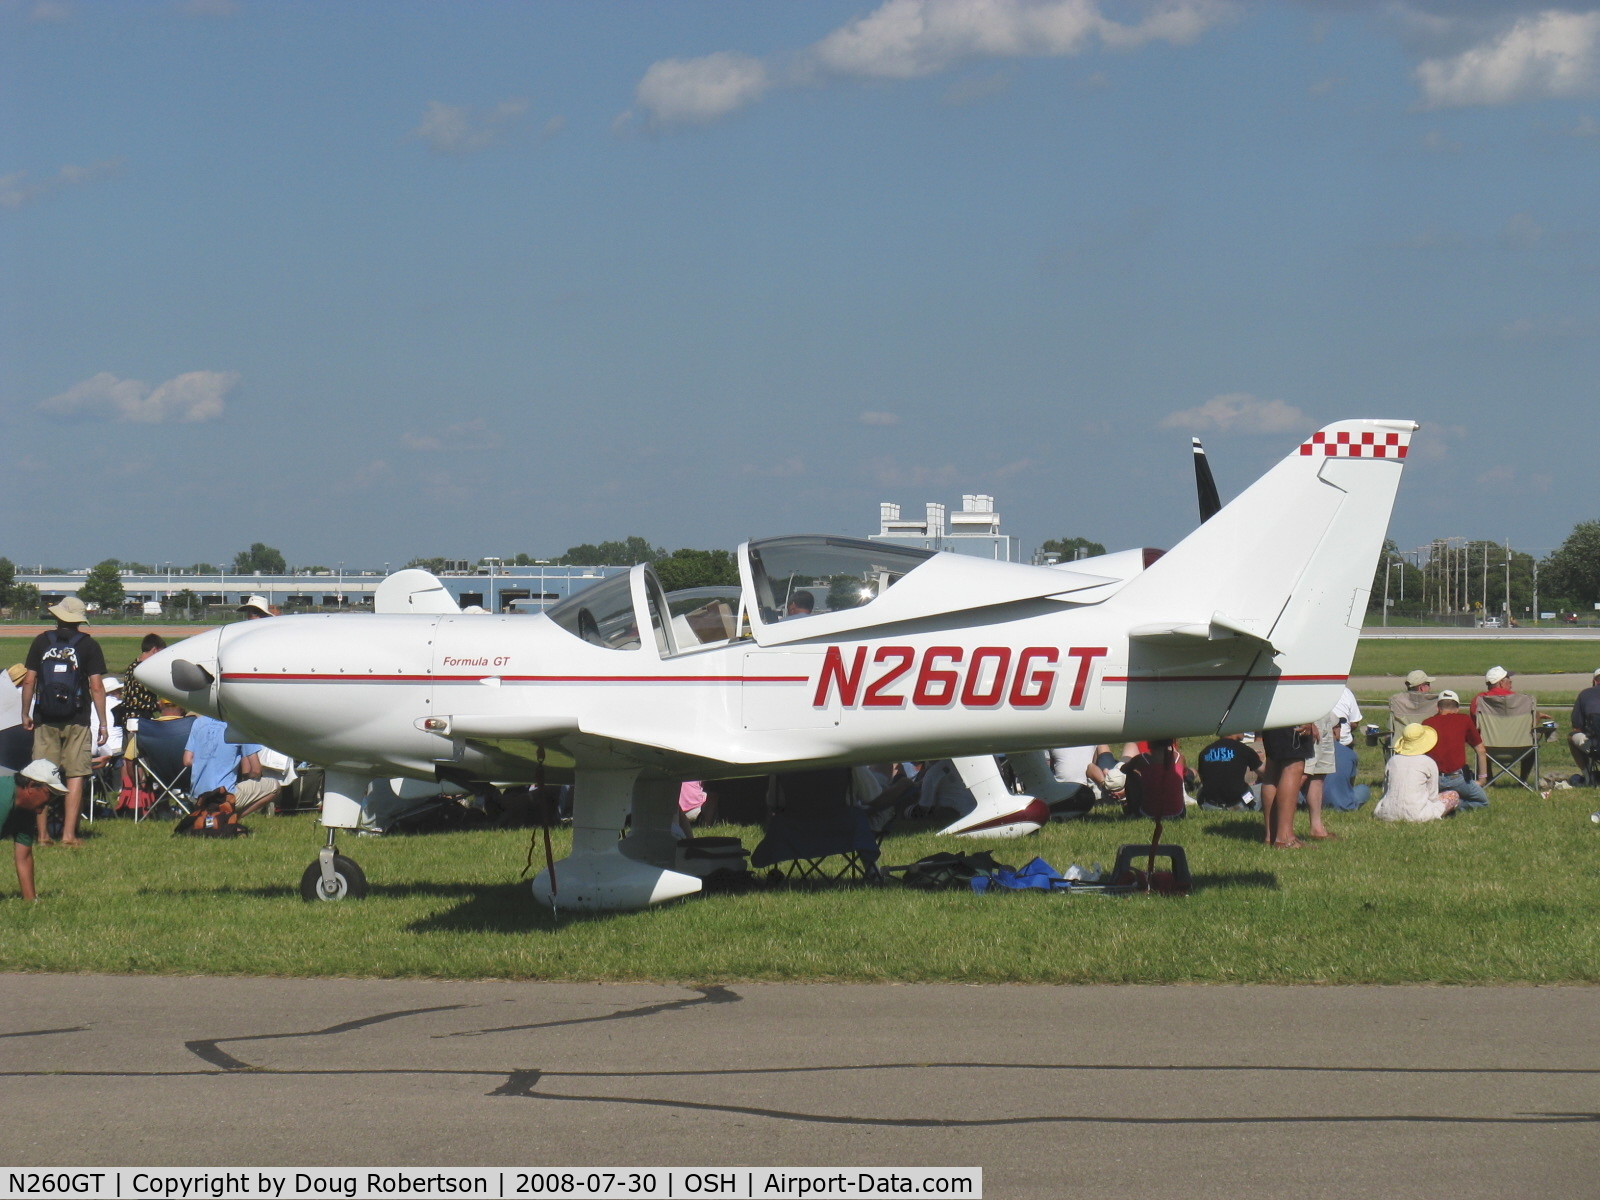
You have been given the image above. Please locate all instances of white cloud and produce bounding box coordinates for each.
[401,418,503,452]
[38,370,237,424]
[412,99,529,155]
[0,158,124,211]
[627,0,1233,127]
[630,52,772,128]
[1160,393,1309,434]
[809,0,1229,80]
[1416,10,1600,107]
[859,410,901,426]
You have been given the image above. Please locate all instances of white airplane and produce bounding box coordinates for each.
[137,419,1415,910]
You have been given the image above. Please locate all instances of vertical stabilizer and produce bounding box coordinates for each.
[1114,420,1416,730]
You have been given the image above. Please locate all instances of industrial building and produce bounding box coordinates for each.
[870,494,1020,562]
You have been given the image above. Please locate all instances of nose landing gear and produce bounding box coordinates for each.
[300,831,369,901]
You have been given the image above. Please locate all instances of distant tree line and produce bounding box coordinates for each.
[1370,522,1600,620]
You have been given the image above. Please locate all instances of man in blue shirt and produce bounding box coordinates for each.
[183,716,280,816]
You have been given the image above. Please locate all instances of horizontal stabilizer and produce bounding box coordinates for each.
[1128,613,1278,652]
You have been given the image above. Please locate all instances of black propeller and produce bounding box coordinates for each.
[1192,436,1222,524]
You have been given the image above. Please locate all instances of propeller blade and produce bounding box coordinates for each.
[1192,436,1222,524]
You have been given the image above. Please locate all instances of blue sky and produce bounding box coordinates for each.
[3,0,1597,569]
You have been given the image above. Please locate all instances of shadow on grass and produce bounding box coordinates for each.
[1200,818,1268,843]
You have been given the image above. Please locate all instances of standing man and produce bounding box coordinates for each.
[1,761,67,900]
[1423,690,1490,808]
[1259,725,1314,847]
[1569,668,1600,780]
[237,595,273,620]
[19,596,108,846]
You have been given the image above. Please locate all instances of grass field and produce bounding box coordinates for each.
[1349,639,1600,678]
[4,631,1596,984]
[2,732,1596,984]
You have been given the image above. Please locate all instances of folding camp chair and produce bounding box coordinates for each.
[1385,692,1440,758]
[1475,692,1539,795]
[750,768,881,882]
[128,715,196,820]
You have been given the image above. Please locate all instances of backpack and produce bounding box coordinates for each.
[173,789,250,838]
[35,629,86,722]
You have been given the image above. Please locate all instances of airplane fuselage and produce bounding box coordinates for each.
[170,604,1346,785]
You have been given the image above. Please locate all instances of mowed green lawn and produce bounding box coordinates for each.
[1350,638,1600,678]
[3,631,1596,983]
[2,736,1596,984]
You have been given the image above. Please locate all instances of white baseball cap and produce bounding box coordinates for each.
[1486,666,1509,685]
[19,759,67,793]
[1437,689,1460,703]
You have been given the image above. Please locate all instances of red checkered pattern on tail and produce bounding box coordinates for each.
[1298,430,1409,459]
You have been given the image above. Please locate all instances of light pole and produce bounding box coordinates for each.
[484,557,501,613]
[1384,558,1403,627]
[337,561,344,607]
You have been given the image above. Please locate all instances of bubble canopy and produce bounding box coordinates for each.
[743,535,935,624]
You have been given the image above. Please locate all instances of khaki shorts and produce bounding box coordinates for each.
[234,777,280,812]
[34,723,92,779]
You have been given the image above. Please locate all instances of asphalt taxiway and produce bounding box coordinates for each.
[1,976,1595,1198]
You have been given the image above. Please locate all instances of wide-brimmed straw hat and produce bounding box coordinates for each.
[48,596,88,624]
[1394,723,1438,757]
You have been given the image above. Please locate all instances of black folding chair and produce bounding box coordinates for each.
[130,715,196,820]
[751,769,881,882]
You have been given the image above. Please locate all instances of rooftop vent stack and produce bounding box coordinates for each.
[879,502,901,533]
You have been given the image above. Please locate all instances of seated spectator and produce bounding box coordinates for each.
[183,714,280,818]
[1319,736,1371,811]
[1569,668,1600,778]
[1423,690,1489,809]
[1,664,32,773]
[1196,732,1260,809]
[1374,723,1460,822]
[119,634,167,723]
[1470,666,1549,722]
[90,676,126,768]
[1044,744,1111,815]
[913,759,972,819]
[1122,739,1187,820]
[1324,687,1368,811]
[1387,669,1438,737]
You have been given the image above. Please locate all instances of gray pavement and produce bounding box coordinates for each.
[1,976,1596,1198]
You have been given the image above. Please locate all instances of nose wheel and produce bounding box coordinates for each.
[300,841,369,901]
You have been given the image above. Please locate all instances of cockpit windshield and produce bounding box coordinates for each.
[545,572,641,650]
[744,536,935,625]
